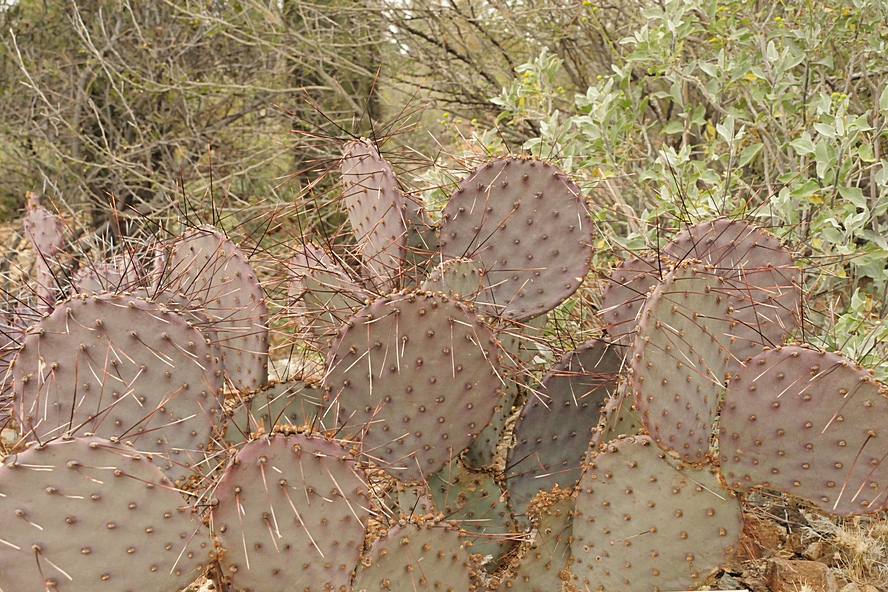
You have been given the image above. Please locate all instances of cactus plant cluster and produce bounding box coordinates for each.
[0,140,887,592]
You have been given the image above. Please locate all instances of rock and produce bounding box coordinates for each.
[765,558,838,592]
[736,513,787,561]
[803,541,823,561]
[839,583,860,592]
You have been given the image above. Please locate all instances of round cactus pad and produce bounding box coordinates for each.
[162,226,268,392]
[630,262,732,463]
[210,433,370,592]
[341,140,408,292]
[353,522,472,592]
[324,293,503,482]
[720,346,888,515]
[439,157,595,321]
[663,218,799,365]
[506,339,622,517]
[573,436,742,591]
[12,293,223,482]
[599,254,666,347]
[0,436,211,592]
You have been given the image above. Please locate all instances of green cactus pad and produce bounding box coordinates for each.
[210,433,370,592]
[289,242,367,347]
[572,436,742,591]
[323,292,503,482]
[504,486,575,592]
[353,522,473,592]
[599,254,666,347]
[719,345,888,515]
[663,218,799,367]
[439,157,595,321]
[429,459,514,567]
[630,262,732,463]
[162,226,268,392]
[222,379,323,444]
[0,436,211,592]
[341,140,408,293]
[506,339,621,517]
[421,257,484,302]
[12,293,224,483]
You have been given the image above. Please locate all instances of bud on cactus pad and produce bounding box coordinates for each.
[162,226,268,392]
[599,254,666,347]
[352,521,473,592]
[323,292,503,482]
[210,433,370,592]
[341,139,408,293]
[572,436,742,591]
[663,218,800,366]
[439,157,595,321]
[12,293,224,483]
[630,262,733,463]
[507,338,622,517]
[719,345,888,515]
[0,436,211,592]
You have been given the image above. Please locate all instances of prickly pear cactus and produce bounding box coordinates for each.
[439,157,595,321]
[323,292,503,482]
[210,433,370,592]
[161,226,268,392]
[506,338,621,517]
[572,436,742,591]
[720,345,888,515]
[72,255,142,294]
[12,293,224,483]
[353,521,473,592]
[341,139,408,293]
[0,436,211,592]
[630,262,732,463]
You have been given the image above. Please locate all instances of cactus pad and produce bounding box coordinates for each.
[663,218,799,365]
[630,262,732,463]
[223,379,323,445]
[24,192,65,308]
[0,436,211,592]
[505,486,575,592]
[421,257,484,302]
[428,459,514,566]
[12,293,223,482]
[162,226,268,392]
[73,255,142,294]
[572,436,742,591]
[439,157,595,321]
[324,292,503,482]
[341,140,408,292]
[506,339,621,517]
[352,522,473,592]
[210,433,370,592]
[599,254,666,347]
[289,242,367,347]
[719,345,888,515]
